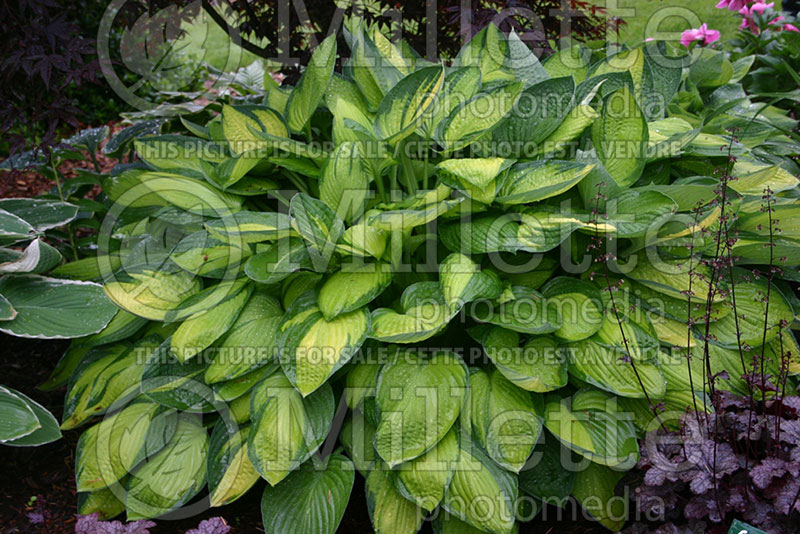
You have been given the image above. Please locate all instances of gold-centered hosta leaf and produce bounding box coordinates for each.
[317,262,393,320]
[286,34,337,132]
[277,291,370,396]
[496,160,594,205]
[319,142,370,223]
[439,253,502,311]
[374,350,467,467]
[208,423,260,507]
[592,87,648,187]
[374,65,445,144]
[366,467,425,534]
[369,281,454,343]
[436,157,514,205]
[392,427,458,512]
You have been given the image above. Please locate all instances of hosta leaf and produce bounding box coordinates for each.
[627,255,719,303]
[319,142,370,223]
[247,373,334,485]
[125,414,208,519]
[205,211,293,245]
[0,386,60,446]
[375,350,468,466]
[462,368,542,472]
[571,462,626,531]
[646,117,698,160]
[537,105,598,156]
[340,413,377,475]
[208,423,260,507]
[436,157,514,205]
[365,467,425,534]
[138,172,242,217]
[141,343,216,413]
[221,105,288,155]
[0,275,118,339]
[479,327,568,392]
[287,34,337,132]
[543,389,639,468]
[496,160,594,205]
[245,237,316,285]
[592,48,645,100]
[592,87,648,187]
[0,208,38,241]
[318,262,392,320]
[369,282,453,343]
[443,436,518,534]
[260,454,354,534]
[135,135,225,176]
[393,428,459,511]
[0,198,79,231]
[339,223,388,259]
[78,309,149,348]
[518,438,576,504]
[367,197,464,232]
[277,291,369,396]
[541,277,604,341]
[0,238,61,274]
[104,270,202,321]
[472,286,561,334]
[374,66,445,144]
[290,193,345,271]
[0,386,40,442]
[603,189,677,238]
[0,293,15,320]
[77,486,125,520]
[423,66,481,136]
[439,253,502,311]
[170,231,250,279]
[729,161,800,196]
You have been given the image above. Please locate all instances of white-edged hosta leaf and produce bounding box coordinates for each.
[247,373,334,485]
[0,293,15,321]
[0,275,118,339]
[374,349,468,467]
[0,208,37,241]
[592,87,648,187]
[208,422,260,507]
[374,66,445,144]
[277,291,370,396]
[205,211,294,245]
[0,198,79,231]
[393,428,459,511]
[0,386,40,442]
[260,454,354,534]
[318,262,392,320]
[496,160,594,205]
[319,142,370,223]
[287,34,337,132]
[366,467,425,534]
[0,238,61,274]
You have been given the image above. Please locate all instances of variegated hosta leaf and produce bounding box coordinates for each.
[137,171,243,217]
[340,413,377,475]
[436,157,514,205]
[0,386,59,445]
[496,160,594,205]
[77,486,125,520]
[571,462,627,531]
[205,211,294,245]
[277,291,370,396]
[317,262,392,320]
[281,272,323,309]
[462,368,541,472]
[366,197,464,232]
[247,373,334,485]
[471,286,561,334]
[626,254,719,303]
[592,87,648,187]
[366,467,425,534]
[245,237,315,285]
[0,238,61,274]
[443,435,518,534]
[0,198,79,232]
[541,277,604,341]
[221,105,288,155]
[536,104,598,155]
[478,326,568,392]
[423,66,481,136]
[208,422,260,507]
[647,117,698,161]
[374,65,445,144]
[603,189,677,239]
[393,427,458,511]
[543,389,639,468]
[338,223,388,259]
[729,160,800,196]
[212,363,280,403]
[319,142,370,223]
[104,270,202,321]
[260,454,354,534]
[290,193,345,271]
[171,284,253,362]
[124,413,208,519]
[170,230,250,279]
[287,34,337,132]
[369,282,453,343]
[374,349,468,466]
[141,343,216,413]
[439,253,502,311]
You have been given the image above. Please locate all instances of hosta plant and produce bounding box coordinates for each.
[43,22,800,533]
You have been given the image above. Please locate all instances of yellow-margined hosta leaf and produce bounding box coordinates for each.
[318,262,392,320]
[461,368,541,473]
[208,422,259,507]
[541,276,604,341]
[260,454,354,534]
[369,282,454,343]
[646,117,698,161]
[366,467,425,534]
[247,373,334,485]
[277,291,369,396]
[439,253,502,311]
[319,142,370,223]
[436,157,514,204]
[286,34,337,132]
[374,350,467,466]
[374,66,445,144]
[134,135,225,176]
[496,160,594,205]
[393,428,458,511]
[591,87,648,187]
[281,272,323,310]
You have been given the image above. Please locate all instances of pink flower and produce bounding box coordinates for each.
[784,23,800,32]
[716,0,746,10]
[680,23,722,47]
[768,15,785,25]
[750,1,775,15]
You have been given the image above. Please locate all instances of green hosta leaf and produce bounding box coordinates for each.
[245,237,316,285]
[0,198,79,231]
[436,157,514,204]
[374,66,445,144]
[0,387,60,446]
[688,48,733,88]
[137,172,243,217]
[369,282,453,343]
[260,454,354,534]
[141,343,216,413]
[543,389,639,468]
[564,338,666,399]
[439,253,502,311]
[125,413,208,519]
[505,29,548,87]
[287,34,337,132]
[205,211,293,245]
[627,255,719,303]
[319,142,370,223]
[393,428,458,511]
[571,462,626,531]
[247,373,334,485]
[479,327,568,392]
[518,438,576,504]
[541,277,604,341]
[0,275,117,339]
[604,189,677,238]
[340,414,377,475]
[0,238,61,274]
[212,364,280,402]
[0,386,40,442]
[0,208,37,241]
[104,270,202,321]
[496,160,594,205]
[462,368,542,472]
[365,467,425,534]
[436,82,523,152]
[443,436,518,534]
[0,293,15,320]
[281,272,323,309]
[592,87,648,187]
[208,423,259,507]
[318,262,393,320]
[290,193,345,271]
[433,512,497,534]
[453,23,513,84]
[171,284,253,362]
[543,46,588,82]
[277,291,369,396]
[375,350,468,466]
[78,309,149,348]
[472,286,561,334]
[537,105,598,156]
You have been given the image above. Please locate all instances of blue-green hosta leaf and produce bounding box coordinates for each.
[443,436,518,534]
[287,34,337,132]
[564,338,666,399]
[505,30,548,87]
[543,389,639,468]
[478,326,568,392]
[571,462,626,531]
[245,237,316,285]
[374,350,468,466]
[365,467,425,534]
[171,284,253,362]
[0,238,61,274]
[137,172,243,217]
[374,66,445,144]
[687,47,733,88]
[496,160,594,205]
[221,105,288,155]
[439,253,502,311]
[124,413,208,519]
[104,270,202,321]
[462,368,541,473]
[260,454,354,534]
[290,193,345,271]
[435,82,523,152]
[277,291,369,396]
[592,87,648,187]
[208,423,260,507]
[369,282,453,343]
[319,142,370,223]
[393,427,458,512]
[318,262,392,320]
[0,275,117,339]
[0,198,79,232]
[472,286,561,334]
[541,277,604,341]
[247,373,334,485]
[436,157,514,204]
[440,214,523,254]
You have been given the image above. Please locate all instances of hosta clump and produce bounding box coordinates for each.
[46,21,800,533]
